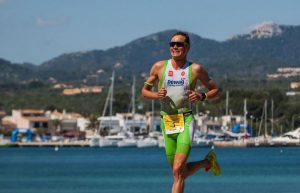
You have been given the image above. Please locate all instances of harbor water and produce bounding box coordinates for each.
[0,147,299,193]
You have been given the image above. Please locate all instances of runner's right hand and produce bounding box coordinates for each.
[157,88,167,99]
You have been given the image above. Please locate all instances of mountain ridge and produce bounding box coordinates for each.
[1,23,300,83]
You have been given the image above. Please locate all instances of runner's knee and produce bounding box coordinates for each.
[172,161,185,180]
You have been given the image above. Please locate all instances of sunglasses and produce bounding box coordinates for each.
[169,41,186,48]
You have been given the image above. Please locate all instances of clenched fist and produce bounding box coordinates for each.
[188,90,203,103]
[157,88,167,99]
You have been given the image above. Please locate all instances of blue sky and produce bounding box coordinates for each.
[0,0,299,64]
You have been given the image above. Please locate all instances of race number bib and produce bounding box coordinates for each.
[163,114,185,134]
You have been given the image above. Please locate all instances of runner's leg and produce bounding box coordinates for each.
[177,114,210,179]
[161,119,177,165]
[172,153,188,193]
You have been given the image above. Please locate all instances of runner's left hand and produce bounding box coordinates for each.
[188,90,202,103]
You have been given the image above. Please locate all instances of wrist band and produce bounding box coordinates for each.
[144,82,153,86]
[201,92,207,101]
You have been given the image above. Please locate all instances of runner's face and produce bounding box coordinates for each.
[169,35,189,60]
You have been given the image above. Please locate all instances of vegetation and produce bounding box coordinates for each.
[2,25,300,83]
[0,76,299,136]
[1,24,299,139]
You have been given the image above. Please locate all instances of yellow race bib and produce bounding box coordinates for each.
[163,114,185,134]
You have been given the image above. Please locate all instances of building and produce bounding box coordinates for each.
[221,115,243,129]
[97,113,149,135]
[1,109,49,141]
[267,67,300,79]
[52,83,73,89]
[2,109,49,131]
[286,91,300,96]
[195,114,223,134]
[62,86,103,95]
[290,82,300,89]
[145,111,161,132]
[46,110,89,132]
[63,88,82,95]
[0,110,10,135]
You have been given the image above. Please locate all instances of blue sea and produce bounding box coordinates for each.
[0,147,299,193]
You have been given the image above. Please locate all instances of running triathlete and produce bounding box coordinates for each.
[141,31,221,193]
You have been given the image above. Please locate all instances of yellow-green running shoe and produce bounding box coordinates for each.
[205,151,221,176]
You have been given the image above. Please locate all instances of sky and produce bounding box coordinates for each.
[0,0,300,65]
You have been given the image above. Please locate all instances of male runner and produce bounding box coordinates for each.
[141,31,221,193]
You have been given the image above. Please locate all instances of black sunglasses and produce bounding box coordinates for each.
[169,41,186,48]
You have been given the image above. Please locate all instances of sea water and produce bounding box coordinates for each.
[0,147,299,193]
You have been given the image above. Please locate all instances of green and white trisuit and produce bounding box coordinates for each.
[159,59,195,165]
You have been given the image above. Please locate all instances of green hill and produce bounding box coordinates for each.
[1,23,300,83]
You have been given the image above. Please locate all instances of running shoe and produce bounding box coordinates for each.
[204,151,221,176]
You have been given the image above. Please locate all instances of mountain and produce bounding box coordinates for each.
[0,58,36,83]
[230,22,284,40]
[38,30,221,82]
[223,22,300,66]
[2,23,300,83]
[204,23,300,77]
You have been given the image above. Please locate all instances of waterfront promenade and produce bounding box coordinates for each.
[1,139,299,148]
[1,141,90,147]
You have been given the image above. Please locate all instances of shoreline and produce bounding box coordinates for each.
[1,141,300,148]
[0,141,90,148]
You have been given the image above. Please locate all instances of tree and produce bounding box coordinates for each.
[49,119,62,136]
[86,114,99,134]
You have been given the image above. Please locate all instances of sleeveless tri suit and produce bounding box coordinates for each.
[158,59,195,165]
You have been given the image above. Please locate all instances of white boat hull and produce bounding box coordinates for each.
[89,137,100,147]
[117,139,137,147]
[99,138,118,147]
[137,138,158,148]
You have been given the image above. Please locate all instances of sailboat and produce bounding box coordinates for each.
[117,137,137,147]
[213,97,250,147]
[271,127,300,145]
[123,76,147,134]
[254,100,273,146]
[89,135,101,147]
[89,71,123,147]
[224,99,251,138]
[118,76,157,147]
[137,137,158,148]
[97,71,129,147]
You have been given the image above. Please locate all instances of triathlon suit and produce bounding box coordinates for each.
[159,59,195,165]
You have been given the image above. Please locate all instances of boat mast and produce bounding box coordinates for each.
[110,71,115,117]
[271,99,274,136]
[131,76,136,116]
[264,99,268,138]
[226,91,229,115]
[109,71,115,130]
[258,99,266,137]
[244,98,248,135]
[102,86,111,117]
[99,71,115,134]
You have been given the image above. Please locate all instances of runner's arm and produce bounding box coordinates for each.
[188,64,220,102]
[141,62,167,99]
[198,66,220,100]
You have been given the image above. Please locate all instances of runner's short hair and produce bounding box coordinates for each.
[171,31,190,45]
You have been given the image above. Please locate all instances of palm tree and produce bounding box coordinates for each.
[86,114,99,135]
[49,119,62,136]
